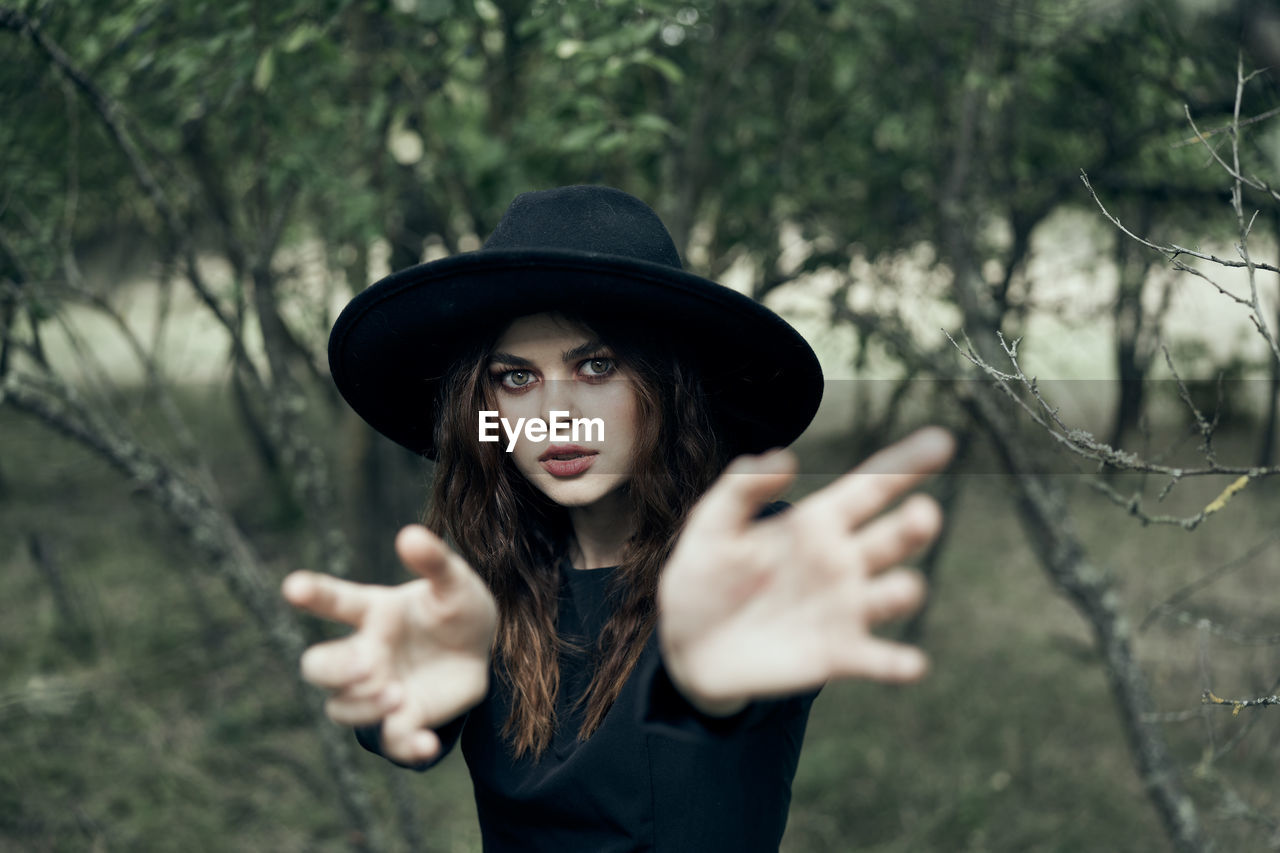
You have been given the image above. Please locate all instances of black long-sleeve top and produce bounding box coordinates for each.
[356,551,818,852]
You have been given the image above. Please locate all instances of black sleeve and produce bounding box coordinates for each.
[353,712,469,772]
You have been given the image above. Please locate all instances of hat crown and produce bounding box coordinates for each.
[482,185,682,269]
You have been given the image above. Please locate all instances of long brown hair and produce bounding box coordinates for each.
[424,312,726,759]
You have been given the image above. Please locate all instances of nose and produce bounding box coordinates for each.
[541,377,581,422]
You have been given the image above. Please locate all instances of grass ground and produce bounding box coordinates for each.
[1,389,1277,852]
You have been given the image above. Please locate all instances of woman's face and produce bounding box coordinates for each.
[487,313,639,508]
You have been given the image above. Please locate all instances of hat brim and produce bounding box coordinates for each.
[328,249,824,459]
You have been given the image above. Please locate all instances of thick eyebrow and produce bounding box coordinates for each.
[488,340,609,368]
[489,351,532,368]
[563,339,609,361]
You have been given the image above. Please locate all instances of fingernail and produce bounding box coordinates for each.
[761,448,794,469]
[920,427,955,454]
[904,650,930,679]
[282,572,310,600]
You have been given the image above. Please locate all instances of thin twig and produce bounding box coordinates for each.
[1153,607,1280,646]
[1079,172,1280,276]
[944,329,1280,483]
[1161,344,1217,465]
[1170,105,1280,148]
[1183,105,1280,206]
[1086,478,1206,530]
[1202,689,1280,715]
[1140,530,1280,630]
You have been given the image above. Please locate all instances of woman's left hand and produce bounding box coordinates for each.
[657,427,954,716]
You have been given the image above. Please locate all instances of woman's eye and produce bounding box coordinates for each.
[580,358,614,377]
[502,369,535,389]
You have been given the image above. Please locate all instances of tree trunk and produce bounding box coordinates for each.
[962,383,1207,853]
[899,429,971,643]
[1107,204,1156,456]
[347,420,431,586]
[26,531,95,658]
[1256,213,1280,468]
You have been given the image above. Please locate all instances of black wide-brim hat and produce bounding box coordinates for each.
[329,186,824,459]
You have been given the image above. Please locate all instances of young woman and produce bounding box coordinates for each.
[282,186,953,851]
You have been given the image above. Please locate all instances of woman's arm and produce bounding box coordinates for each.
[658,427,954,717]
[282,525,498,764]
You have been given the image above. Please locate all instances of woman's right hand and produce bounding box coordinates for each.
[281,524,498,764]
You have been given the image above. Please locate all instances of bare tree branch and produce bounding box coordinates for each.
[0,8,354,579]
[829,292,1210,850]
[0,4,257,374]
[0,368,385,852]
[1079,172,1280,276]
[1184,105,1280,205]
[1151,608,1280,646]
[1203,689,1280,714]
[945,329,1280,491]
[957,378,1208,853]
[1170,105,1280,148]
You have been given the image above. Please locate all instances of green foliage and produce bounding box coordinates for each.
[3,0,1265,295]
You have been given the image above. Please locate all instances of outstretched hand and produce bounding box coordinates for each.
[281,525,497,764]
[658,427,954,716]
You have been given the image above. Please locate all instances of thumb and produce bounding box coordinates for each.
[282,570,374,626]
[395,525,462,591]
[686,449,797,535]
[380,704,443,765]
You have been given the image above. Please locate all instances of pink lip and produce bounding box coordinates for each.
[538,445,599,477]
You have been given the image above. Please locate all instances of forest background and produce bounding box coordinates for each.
[2,0,1279,850]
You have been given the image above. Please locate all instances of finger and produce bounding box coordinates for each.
[684,449,797,535]
[381,708,442,765]
[300,637,377,689]
[849,494,943,573]
[858,569,928,624]
[324,683,403,726]
[282,570,374,626]
[821,427,954,527]
[396,525,464,591]
[830,636,929,683]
